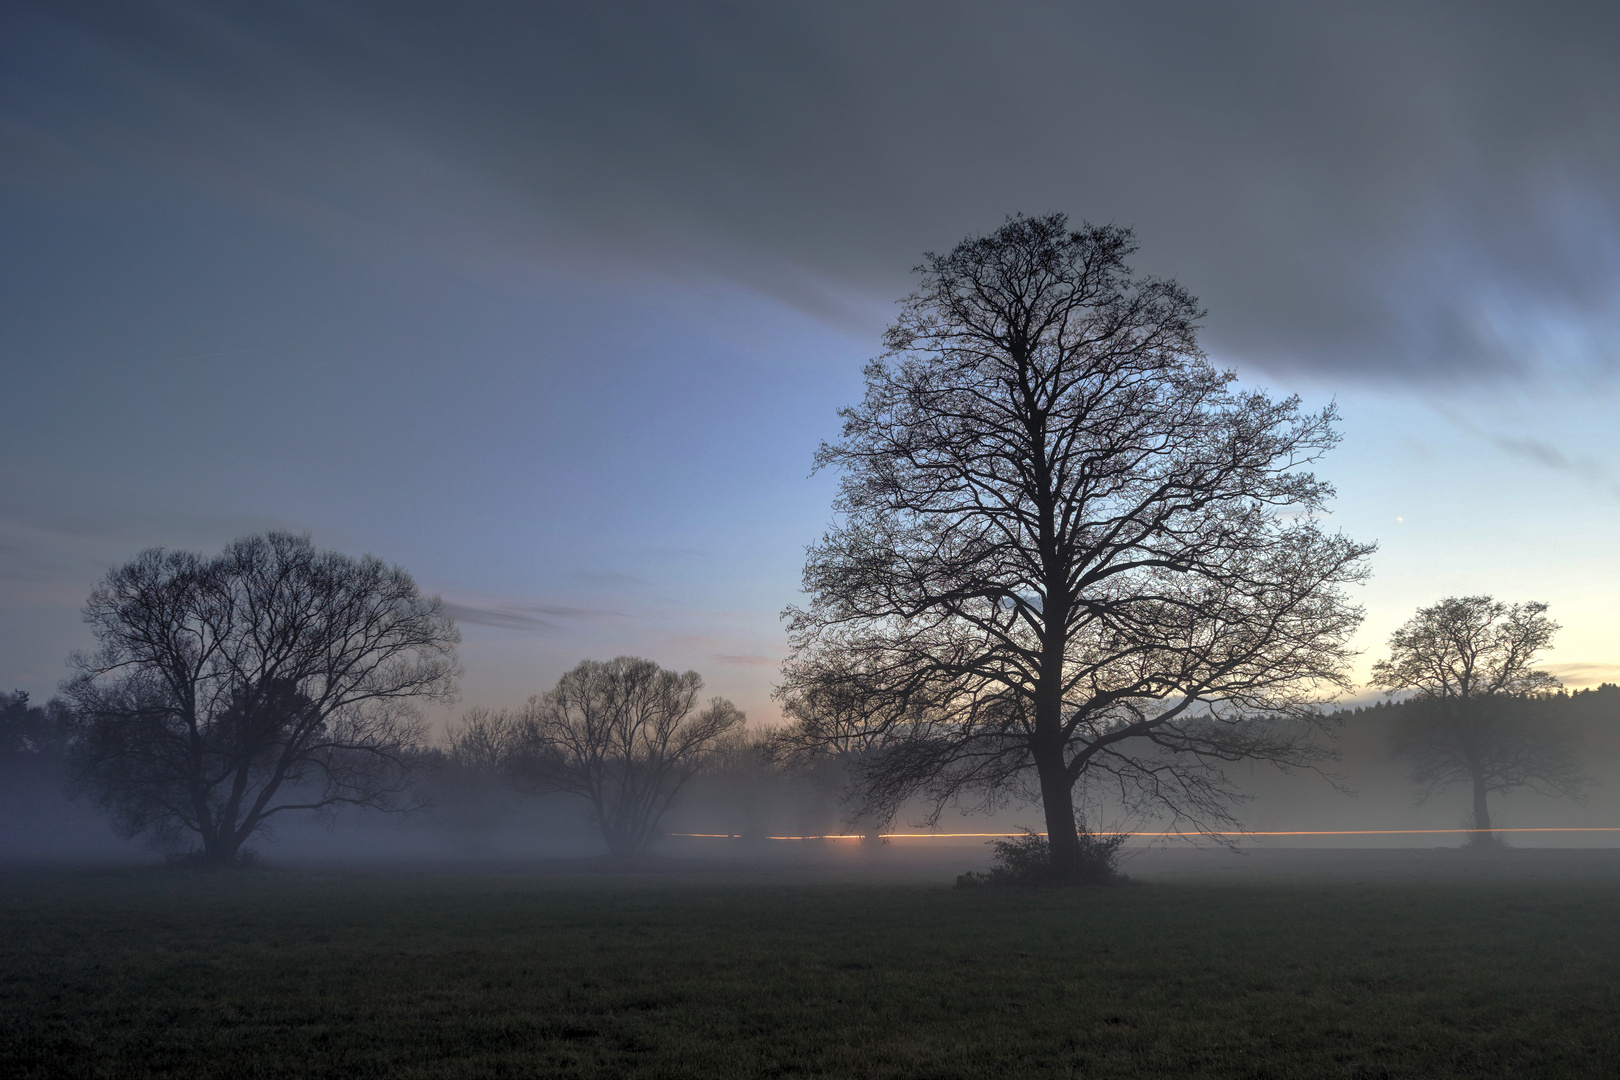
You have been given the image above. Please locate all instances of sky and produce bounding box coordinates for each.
[3,1,1618,733]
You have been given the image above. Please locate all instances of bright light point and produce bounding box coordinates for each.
[1396,516,1404,523]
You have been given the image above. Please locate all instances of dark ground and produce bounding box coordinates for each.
[4,847,1619,1078]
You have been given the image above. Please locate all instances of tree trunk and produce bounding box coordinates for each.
[1470,772,1494,846]
[1036,745,1080,878]
[191,799,235,865]
[198,826,245,865]
[1032,576,1081,879]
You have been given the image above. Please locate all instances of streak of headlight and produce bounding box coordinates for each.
[671,828,1620,840]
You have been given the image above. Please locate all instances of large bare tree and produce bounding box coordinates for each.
[511,657,745,857]
[779,213,1373,879]
[65,532,460,864]
[1371,596,1580,843]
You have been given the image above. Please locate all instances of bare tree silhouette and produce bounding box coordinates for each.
[65,533,459,864]
[1372,596,1582,843]
[511,657,744,857]
[779,213,1372,880]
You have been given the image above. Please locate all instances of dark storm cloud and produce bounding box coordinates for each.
[6,0,1619,381]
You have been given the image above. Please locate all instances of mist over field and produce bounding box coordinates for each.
[7,687,1620,871]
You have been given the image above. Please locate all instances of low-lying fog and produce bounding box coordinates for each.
[5,696,1619,873]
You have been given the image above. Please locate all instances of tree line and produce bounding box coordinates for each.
[6,213,1612,876]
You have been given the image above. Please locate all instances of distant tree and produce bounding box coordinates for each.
[0,690,73,756]
[1567,683,1620,731]
[778,213,1373,881]
[64,533,460,865]
[765,709,890,844]
[1372,596,1582,843]
[511,657,745,857]
[442,705,523,777]
[680,725,787,841]
[425,705,530,836]
[0,691,81,855]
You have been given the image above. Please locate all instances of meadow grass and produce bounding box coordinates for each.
[3,856,1618,1078]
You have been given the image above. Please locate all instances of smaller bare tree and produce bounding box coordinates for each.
[511,657,745,857]
[1371,596,1582,843]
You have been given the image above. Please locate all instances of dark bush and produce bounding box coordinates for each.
[165,849,259,870]
[957,824,1126,888]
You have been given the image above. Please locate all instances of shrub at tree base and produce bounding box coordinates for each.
[958,826,1126,888]
[165,849,259,870]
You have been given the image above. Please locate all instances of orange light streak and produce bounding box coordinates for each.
[669,827,1620,841]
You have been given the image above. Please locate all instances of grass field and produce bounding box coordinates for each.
[4,852,1619,1078]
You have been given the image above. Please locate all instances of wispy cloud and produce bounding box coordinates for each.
[439,598,615,634]
[0,501,314,607]
[1543,662,1620,688]
[570,569,648,588]
[1437,407,1620,500]
[67,344,292,379]
[712,653,782,667]
[1489,437,1620,499]
[1491,435,1574,472]
[637,546,708,562]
